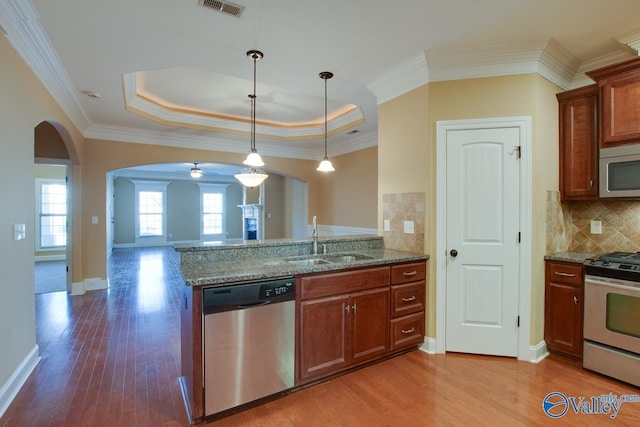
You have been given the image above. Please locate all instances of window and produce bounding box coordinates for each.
[37,179,67,249]
[139,191,163,236]
[199,184,229,239]
[131,181,170,242]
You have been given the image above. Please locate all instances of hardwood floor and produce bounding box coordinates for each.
[2,247,639,426]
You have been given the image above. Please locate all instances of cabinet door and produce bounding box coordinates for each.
[557,85,598,200]
[351,287,389,365]
[299,294,350,380]
[545,281,583,359]
[599,71,640,148]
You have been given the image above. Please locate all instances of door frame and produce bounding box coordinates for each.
[435,117,533,360]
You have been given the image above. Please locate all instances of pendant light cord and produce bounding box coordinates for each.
[324,75,328,158]
[250,53,257,152]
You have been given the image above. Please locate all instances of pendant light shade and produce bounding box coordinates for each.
[234,169,268,187]
[317,71,335,172]
[238,50,268,181]
[190,162,203,178]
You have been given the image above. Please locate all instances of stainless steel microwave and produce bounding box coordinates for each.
[600,144,640,198]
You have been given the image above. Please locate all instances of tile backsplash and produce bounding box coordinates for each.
[546,190,640,254]
[382,192,425,253]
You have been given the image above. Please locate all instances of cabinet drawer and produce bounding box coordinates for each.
[300,266,390,300]
[390,312,424,352]
[390,262,426,285]
[390,281,425,318]
[545,261,583,286]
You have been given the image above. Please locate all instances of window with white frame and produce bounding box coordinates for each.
[199,183,229,239]
[131,181,170,241]
[36,179,67,250]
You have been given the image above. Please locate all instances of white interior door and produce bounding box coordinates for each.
[445,127,520,356]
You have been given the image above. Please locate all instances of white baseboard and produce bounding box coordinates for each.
[419,337,437,354]
[418,337,549,363]
[0,345,40,418]
[527,340,549,363]
[70,277,109,296]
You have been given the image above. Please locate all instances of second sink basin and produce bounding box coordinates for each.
[323,254,374,263]
[286,258,332,266]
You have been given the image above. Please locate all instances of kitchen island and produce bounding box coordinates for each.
[174,235,428,423]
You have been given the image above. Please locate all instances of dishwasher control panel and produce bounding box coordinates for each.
[203,277,295,314]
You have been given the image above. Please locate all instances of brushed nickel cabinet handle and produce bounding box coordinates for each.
[401,327,416,334]
[589,180,593,189]
[401,296,417,302]
[573,296,579,305]
[403,270,417,277]
[554,272,576,277]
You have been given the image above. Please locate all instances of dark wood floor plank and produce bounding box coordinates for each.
[2,246,639,427]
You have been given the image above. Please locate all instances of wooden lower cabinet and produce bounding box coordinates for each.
[544,260,584,360]
[298,286,389,382]
[297,261,427,385]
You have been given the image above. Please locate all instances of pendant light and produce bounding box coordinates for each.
[317,71,335,172]
[190,162,202,178]
[243,50,265,168]
[236,50,268,187]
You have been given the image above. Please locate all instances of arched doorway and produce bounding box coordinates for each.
[34,121,76,293]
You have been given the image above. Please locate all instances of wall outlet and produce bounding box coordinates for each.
[383,219,390,232]
[590,220,602,234]
[92,216,98,225]
[403,220,414,234]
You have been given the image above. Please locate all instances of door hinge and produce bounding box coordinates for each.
[515,146,521,159]
[518,232,521,243]
[517,315,520,327]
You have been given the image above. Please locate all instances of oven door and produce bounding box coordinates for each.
[584,275,640,354]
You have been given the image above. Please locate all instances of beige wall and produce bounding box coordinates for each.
[379,74,561,345]
[0,35,84,389]
[316,146,378,228]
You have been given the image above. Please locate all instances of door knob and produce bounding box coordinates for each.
[450,249,458,258]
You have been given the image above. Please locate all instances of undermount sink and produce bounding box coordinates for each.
[286,258,332,266]
[284,253,374,266]
[323,254,374,263]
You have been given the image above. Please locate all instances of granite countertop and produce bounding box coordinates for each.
[180,247,429,287]
[544,251,600,264]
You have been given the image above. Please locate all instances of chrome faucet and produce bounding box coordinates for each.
[312,215,318,255]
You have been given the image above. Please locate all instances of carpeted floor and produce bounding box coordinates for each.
[35,260,67,293]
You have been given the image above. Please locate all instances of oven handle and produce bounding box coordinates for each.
[585,275,640,291]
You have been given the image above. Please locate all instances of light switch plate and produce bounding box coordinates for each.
[403,220,414,234]
[383,219,390,232]
[590,220,602,234]
[92,216,98,225]
[13,223,26,241]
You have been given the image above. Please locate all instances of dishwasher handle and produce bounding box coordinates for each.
[237,300,271,309]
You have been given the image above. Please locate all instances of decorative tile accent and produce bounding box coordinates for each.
[382,192,425,253]
[546,190,640,254]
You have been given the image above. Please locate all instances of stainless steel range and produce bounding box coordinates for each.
[583,252,640,386]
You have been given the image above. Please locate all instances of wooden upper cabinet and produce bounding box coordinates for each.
[587,57,640,149]
[556,84,598,200]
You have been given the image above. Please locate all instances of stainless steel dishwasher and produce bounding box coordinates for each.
[202,277,296,416]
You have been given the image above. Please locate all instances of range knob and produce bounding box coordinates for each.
[590,259,598,265]
[603,261,611,267]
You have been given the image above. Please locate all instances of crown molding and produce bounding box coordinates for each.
[367,53,429,105]
[426,38,581,90]
[570,50,638,89]
[0,0,89,133]
[615,28,640,54]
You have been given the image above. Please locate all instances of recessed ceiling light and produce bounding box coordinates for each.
[346,129,360,135]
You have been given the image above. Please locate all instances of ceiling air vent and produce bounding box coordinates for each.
[198,0,245,18]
